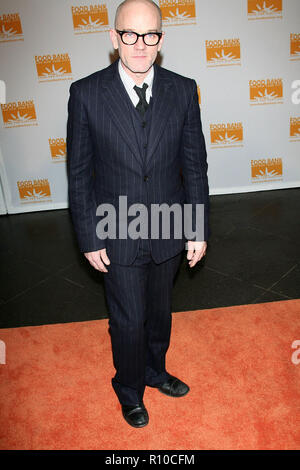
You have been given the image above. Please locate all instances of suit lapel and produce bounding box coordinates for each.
[145,64,174,170]
[101,61,142,166]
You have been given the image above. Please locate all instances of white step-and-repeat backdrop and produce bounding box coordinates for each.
[0,0,299,214]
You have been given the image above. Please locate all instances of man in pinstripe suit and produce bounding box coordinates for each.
[67,0,209,428]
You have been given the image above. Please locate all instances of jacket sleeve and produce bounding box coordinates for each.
[181,79,210,242]
[66,82,106,253]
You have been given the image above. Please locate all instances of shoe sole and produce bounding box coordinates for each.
[158,387,190,397]
[124,419,149,428]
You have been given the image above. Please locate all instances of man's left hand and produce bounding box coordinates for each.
[186,241,207,268]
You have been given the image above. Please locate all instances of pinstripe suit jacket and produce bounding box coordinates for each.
[67,59,209,265]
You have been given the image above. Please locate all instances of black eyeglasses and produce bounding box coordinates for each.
[116,30,162,46]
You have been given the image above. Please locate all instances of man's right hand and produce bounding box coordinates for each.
[84,249,110,273]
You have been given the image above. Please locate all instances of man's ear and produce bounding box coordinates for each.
[157,31,165,52]
[109,29,119,50]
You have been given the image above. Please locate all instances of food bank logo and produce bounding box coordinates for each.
[197,85,201,104]
[49,138,66,162]
[71,3,109,34]
[251,158,283,183]
[159,0,196,26]
[0,13,23,42]
[248,0,282,20]
[290,34,300,61]
[35,54,72,82]
[17,179,52,203]
[210,122,243,149]
[249,78,283,105]
[206,39,241,67]
[290,117,300,142]
[1,100,37,128]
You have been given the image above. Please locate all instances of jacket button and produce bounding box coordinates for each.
[144,175,149,181]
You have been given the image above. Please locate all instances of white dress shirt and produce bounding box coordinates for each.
[118,58,154,106]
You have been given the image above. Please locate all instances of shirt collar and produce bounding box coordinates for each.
[118,58,154,95]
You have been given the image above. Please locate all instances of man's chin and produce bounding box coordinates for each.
[124,61,153,75]
[132,69,151,74]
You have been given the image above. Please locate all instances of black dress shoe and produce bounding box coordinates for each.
[157,375,190,397]
[121,403,149,428]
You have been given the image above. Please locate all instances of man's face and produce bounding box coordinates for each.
[110,2,164,80]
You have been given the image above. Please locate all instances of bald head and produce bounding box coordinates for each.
[114,0,162,31]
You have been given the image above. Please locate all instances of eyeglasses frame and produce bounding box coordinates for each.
[116,29,163,46]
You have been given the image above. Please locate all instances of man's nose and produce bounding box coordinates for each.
[134,35,146,49]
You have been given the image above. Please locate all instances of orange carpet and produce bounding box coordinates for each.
[0,299,300,450]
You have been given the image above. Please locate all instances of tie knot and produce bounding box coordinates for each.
[133,83,148,101]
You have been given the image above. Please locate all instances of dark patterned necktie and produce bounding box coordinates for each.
[133,83,149,117]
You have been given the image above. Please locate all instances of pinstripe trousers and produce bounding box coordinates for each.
[103,236,183,406]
